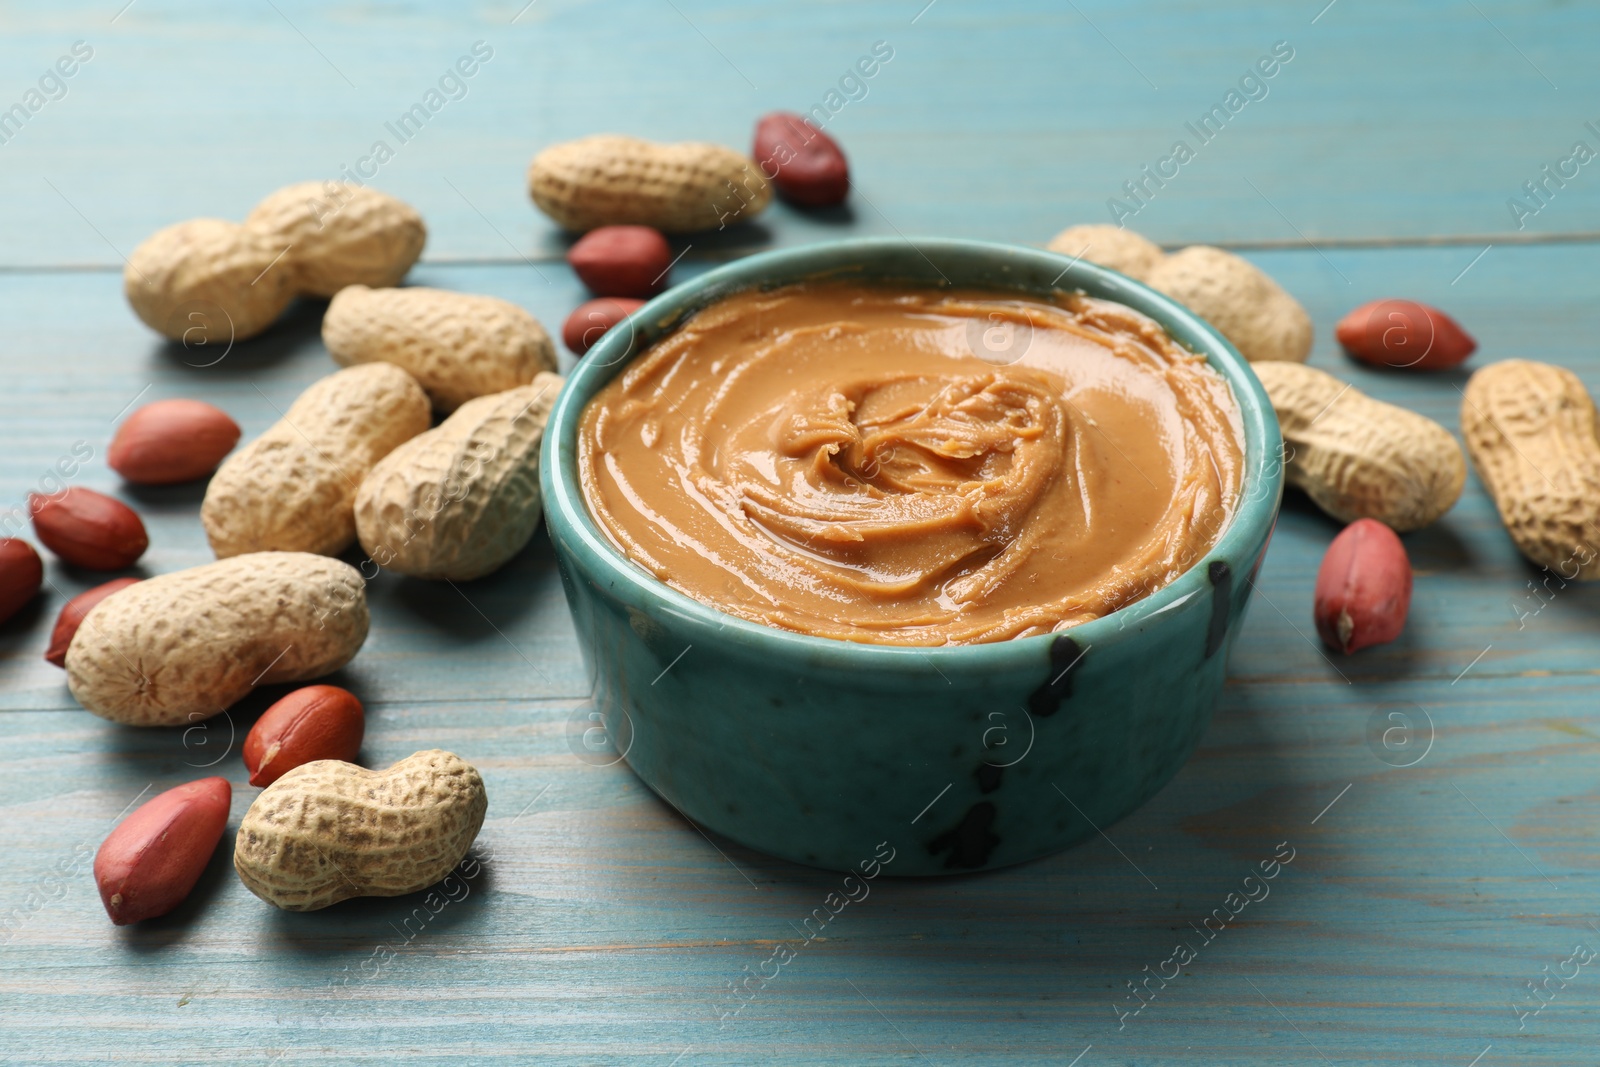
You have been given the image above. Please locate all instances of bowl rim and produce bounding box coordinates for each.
[541,236,1283,671]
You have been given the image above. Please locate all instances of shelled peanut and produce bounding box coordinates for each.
[1337,299,1476,371]
[109,399,240,484]
[564,298,645,356]
[1314,518,1412,654]
[30,488,148,570]
[567,225,673,298]
[752,112,850,207]
[0,539,43,625]
[243,685,365,787]
[95,778,232,925]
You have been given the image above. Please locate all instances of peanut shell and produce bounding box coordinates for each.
[233,750,487,912]
[65,552,369,726]
[1046,224,1164,281]
[125,183,424,344]
[201,363,430,558]
[1255,361,1465,532]
[1461,359,1600,578]
[528,134,771,233]
[243,182,426,298]
[323,286,556,413]
[124,219,295,342]
[355,375,562,579]
[1146,245,1312,363]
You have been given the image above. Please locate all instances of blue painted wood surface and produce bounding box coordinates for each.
[3,2,1600,1064]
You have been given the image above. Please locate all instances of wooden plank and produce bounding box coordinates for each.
[1,671,1597,1064]
[0,0,1598,271]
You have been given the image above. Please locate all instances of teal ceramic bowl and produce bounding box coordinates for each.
[540,237,1282,875]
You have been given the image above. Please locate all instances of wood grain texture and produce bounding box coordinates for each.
[0,1,1597,266]
[3,1,1600,1064]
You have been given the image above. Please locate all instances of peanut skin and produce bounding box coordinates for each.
[1314,518,1412,653]
[753,112,850,207]
[29,488,148,570]
[1336,299,1476,372]
[243,685,365,787]
[0,539,43,626]
[95,778,232,925]
[45,577,141,667]
[109,399,241,485]
[567,226,673,298]
[563,298,644,356]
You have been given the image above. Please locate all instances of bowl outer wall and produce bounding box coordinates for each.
[540,237,1283,875]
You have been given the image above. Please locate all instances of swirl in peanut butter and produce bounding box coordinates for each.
[578,283,1244,645]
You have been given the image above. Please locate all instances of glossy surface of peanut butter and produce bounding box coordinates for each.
[578,283,1244,645]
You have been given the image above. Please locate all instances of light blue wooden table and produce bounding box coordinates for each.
[3,2,1599,1063]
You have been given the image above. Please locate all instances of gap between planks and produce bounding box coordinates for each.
[6,228,1600,276]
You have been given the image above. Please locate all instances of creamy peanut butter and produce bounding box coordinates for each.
[578,283,1244,645]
